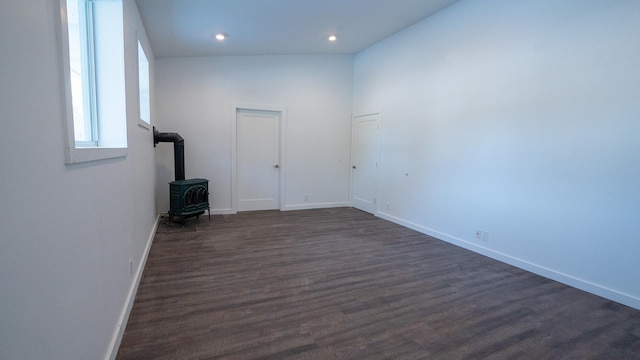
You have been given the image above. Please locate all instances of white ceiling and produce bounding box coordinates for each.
[135,0,460,58]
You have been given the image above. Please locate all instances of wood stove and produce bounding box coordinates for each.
[153,126,210,223]
[169,178,210,222]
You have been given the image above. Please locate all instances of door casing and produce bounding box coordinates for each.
[231,104,288,212]
[350,111,382,214]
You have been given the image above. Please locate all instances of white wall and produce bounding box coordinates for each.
[0,1,157,359]
[154,55,353,213]
[354,0,640,309]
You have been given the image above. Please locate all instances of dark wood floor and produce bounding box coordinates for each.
[117,208,640,360]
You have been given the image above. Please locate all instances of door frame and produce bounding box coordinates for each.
[350,110,383,214]
[231,103,288,213]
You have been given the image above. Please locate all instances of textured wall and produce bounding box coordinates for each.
[354,0,640,308]
[0,1,158,359]
[154,55,354,213]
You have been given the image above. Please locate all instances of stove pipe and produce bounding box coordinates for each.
[153,126,185,181]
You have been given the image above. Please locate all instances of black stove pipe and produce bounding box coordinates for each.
[153,126,185,181]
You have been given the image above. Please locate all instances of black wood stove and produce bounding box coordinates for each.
[169,178,210,221]
[154,127,210,223]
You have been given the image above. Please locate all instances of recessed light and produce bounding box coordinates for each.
[215,33,226,41]
[328,35,337,42]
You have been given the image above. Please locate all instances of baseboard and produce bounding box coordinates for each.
[282,202,350,211]
[199,204,350,214]
[104,214,159,360]
[376,210,640,311]
[210,208,235,215]
[159,209,236,216]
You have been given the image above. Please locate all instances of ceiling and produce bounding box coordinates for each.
[135,0,460,58]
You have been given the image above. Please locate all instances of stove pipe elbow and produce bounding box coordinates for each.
[153,126,186,181]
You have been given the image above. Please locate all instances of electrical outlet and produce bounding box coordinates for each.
[475,230,489,242]
[304,193,309,202]
[386,202,390,210]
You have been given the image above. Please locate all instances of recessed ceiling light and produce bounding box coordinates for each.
[328,35,337,42]
[215,33,226,41]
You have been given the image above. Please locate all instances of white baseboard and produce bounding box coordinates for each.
[282,202,350,211]
[376,210,640,311]
[209,208,235,215]
[159,209,236,216]
[104,214,159,360]
[180,204,350,214]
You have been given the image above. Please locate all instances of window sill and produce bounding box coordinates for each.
[138,119,151,130]
[65,147,127,164]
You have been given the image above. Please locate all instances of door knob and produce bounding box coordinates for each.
[352,165,357,169]
[273,164,279,169]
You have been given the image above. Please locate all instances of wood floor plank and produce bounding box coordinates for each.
[117,208,640,359]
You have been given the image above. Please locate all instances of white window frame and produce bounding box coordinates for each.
[137,38,151,129]
[69,0,98,146]
[57,0,128,164]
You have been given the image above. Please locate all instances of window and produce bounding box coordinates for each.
[66,0,96,145]
[58,0,127,164]
[138,40,151,127]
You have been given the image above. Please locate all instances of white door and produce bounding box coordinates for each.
[351,113,381,214]
[237,109,280,211]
